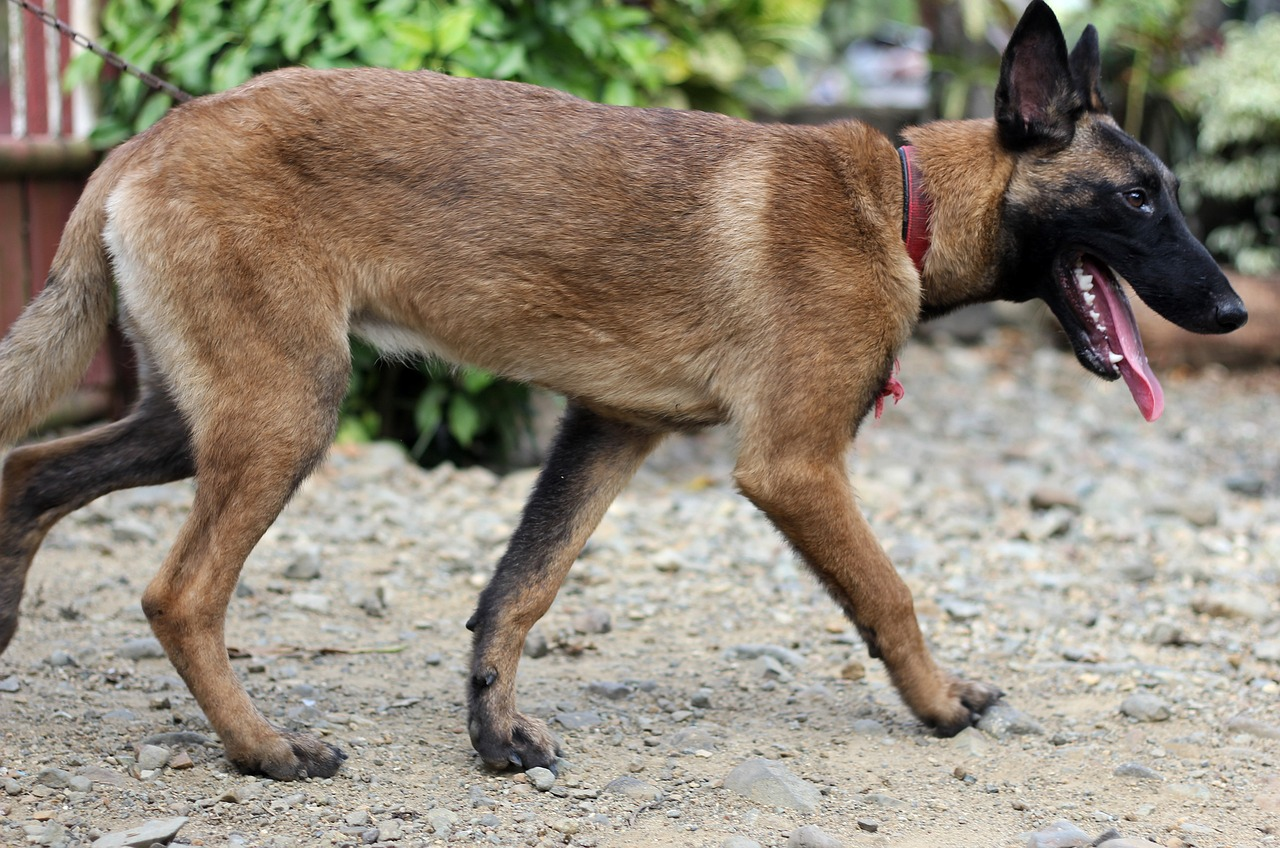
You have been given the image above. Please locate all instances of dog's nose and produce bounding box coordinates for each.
[1215,298,1248,331]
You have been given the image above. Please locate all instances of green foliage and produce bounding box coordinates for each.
[1177,16,1280,274]
[82,0,823,467]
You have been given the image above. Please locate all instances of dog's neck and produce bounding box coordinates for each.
[900,119,1016,315]
[898,145,931,275]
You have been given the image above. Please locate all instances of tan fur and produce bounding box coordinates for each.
[0,68,1024,778]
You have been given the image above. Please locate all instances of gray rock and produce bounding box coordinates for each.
[724,758,821,814]
[1019,819,1092,848]
[788,824,843,848]
[1120,694,1171,723]
[140,731,213,748]
[851,719,886,736]
[572,607,612,634]
[1252,640,1280,663]
[4,778,20,795]
[289,592,332,614]
[425,808,458,835]
[219,782,264,804]
[1113,762,1163,781]
[586,681,632,700]
[1224,473,1265,497]
[376,818,403,841]
[603,776,663,803]
[1030,487,1081,512]
[91,816,187,848]
[283,546,323,580]
[35,767,71,789]
[111,516,158,544]
[0,675,19,692]
[857,818,880,833]
[1096,840,1163,847]
[118,637,165,661]
[526,766,556,791]
[523,630,549,659]
[726,643,806,668]
[1226,715,1280,740]
[690,688,714,708]
[977,703,1044,738]
[721,838,762,848]
[1192,592,1274,622]
[863,792,908,809]
[68,775,92,793]
[137,744,171,771]
[553,710,602,730]
[46,650,77,667]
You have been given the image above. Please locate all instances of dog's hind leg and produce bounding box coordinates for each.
[734,410,1002,737]
[466,403,662,771]
[136,343,350,780]
[0,385,195,654]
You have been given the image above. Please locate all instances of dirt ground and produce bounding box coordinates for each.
[1,336,1278,848]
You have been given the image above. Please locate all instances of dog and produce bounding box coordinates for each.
[0,0,1246,780]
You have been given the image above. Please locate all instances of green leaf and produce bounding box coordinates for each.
[435,7,478,56]
[134,92,174,132]
[413,383,449,436]
[459,368,496,394]
[447,394,484,448]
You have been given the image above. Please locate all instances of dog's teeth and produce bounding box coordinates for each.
[1083,292,1095,305]
[1098,323,1107,332]
[1089,310,1100,320]
[1077,275,1094,291]
[1109,352,1124,364]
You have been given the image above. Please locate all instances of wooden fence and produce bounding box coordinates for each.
[0,0,119,424]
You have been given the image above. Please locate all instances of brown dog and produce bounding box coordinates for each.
[0,0,1245,779]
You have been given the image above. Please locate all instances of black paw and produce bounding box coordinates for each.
[230,731,347,780]
[931,679,1004,738]
[469,712,561,773]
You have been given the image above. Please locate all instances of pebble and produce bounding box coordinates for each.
[721,838,762,848]
[724,758,821,814]
[136,744,171,771]
[788,824,843,848]
[283,546,323,580]
[1119,694,1171,722]
[90,816,188,848]
[526,767,556,791]
[426,808,458,835]
[1096,840,1163,847]
[1254,640,1280,662]
[1113,762,1163,781]
[1225,715,1280,740]
[45,650,76,667]
[603,775,663,803]
[1019,818,1092,847]
[726,643,806,668]
[289,592,332,613]
[586,681,632,700]
[118,637,165,661]
[0,674,19,692]
[1192,592,1273,622]
[572,607,612,634]
[34,768,70,789]
[977,703,1045,738]
[523,630,549,658]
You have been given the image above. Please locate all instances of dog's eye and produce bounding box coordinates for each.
[1123,189,1150,209]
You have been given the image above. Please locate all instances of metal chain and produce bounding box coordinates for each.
[7,0,193,103]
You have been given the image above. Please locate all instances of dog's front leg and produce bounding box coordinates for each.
[735,438,1002,735]
[466,403,662,771]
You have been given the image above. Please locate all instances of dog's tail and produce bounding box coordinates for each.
[0,153,123,448]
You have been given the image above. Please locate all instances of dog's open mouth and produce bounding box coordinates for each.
[1057,253,1164,422]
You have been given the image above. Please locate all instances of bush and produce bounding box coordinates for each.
[1177,15,1280,275]
[75,0,823,467]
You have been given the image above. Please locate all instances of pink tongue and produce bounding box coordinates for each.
[1089,267,1164,421]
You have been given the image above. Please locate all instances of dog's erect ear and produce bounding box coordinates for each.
[994,0,1083,150]
[1069,24,1108,113]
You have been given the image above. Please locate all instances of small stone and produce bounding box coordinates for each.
[283,546,323,580]
[35,768,71,789]
[1019,818,1092,847]
[168,752,194,770]
[603,776,663,803]
[90,816,187,848]
[344,810,371,827]
[136,745,171,771]
[976,703,1044,738]
[425,809,457,835]
[219,782,264,804]
[787,824,843,848]
[0,675,19,692]
[523,630,549,659]
[951,726,991,754]
[724,758,821,814]
[690,688,713,708]
[1192,592,1273,622]
[850,719,886,736]
[68,775,92,793]
[1252,640,1280,663]
[526,767,556,791]
[111,516,158,544]
[376,818,403,841]
[118,637,165,661]
[1120,694,1171,723]
[840,660,866,681]
[721,839,762,848]
[941,597,984,621]
[1030,487,1081,511]
[549,817,579,835]
[586,681,632,700]
[726,643,806,668]
[1224,473,1266,497]
[1113,762,1163,781]
[572,607,612,635]
[289,592,331,614]
[3,778,20,795]
[553,710,602,730]
[46,650,77,668]
[863,792,907,809]
[856,818,880,833]
[1226,715,1280,740]
[1096,840,1163,847]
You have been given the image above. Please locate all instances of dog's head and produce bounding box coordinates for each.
[992,0,1246,421]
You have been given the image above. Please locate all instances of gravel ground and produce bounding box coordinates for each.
[1,328,1278,848]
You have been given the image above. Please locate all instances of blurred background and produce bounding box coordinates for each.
[0,0,1276,468]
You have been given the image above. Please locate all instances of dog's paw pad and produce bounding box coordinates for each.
[471,712,561,773]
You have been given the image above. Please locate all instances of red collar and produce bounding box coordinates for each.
[898,145,932,274]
